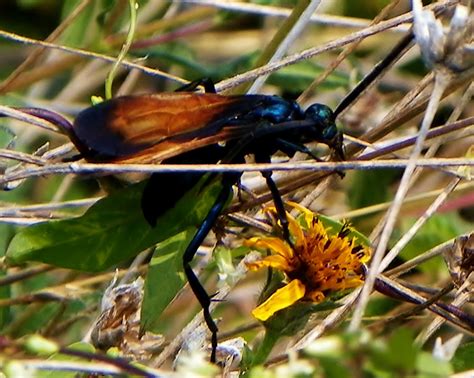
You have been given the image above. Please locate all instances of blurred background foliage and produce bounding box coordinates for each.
[0,0,472,376]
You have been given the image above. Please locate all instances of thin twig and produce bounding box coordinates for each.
[215,0,459,92]
[290,289,361,350]
[247,0,323,94]
[0,158,472,185]
[0,29,185,84]
[379,177,462,273]
[3,360,140,377]
[0,198,100,214]
[186,0,407,31]
[298,0,404,104]
[384,238,463,278]
[0,265,54,287]
[332,182,474,220]
[0,0,93,93]
[0,149,47,165]
[416,273,474,344]
[0,106,63,134]
[350,72,453,331]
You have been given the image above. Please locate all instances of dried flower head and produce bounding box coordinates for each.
[412,0,473,71]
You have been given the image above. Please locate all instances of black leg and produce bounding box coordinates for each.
[261,170,292,244]
[182,178,233,362]
[255,153,292,246]
[275,138,321,161]
[332,132,345,161]
[275,138,345,178]
[175,78,217,93]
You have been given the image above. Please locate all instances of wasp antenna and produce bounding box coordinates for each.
[334,32,414,118]
[3,107,75,136]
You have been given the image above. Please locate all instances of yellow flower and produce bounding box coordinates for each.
[245,202,371,321]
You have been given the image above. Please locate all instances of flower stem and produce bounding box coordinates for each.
[251,330,280,366]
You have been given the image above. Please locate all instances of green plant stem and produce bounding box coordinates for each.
[252,329,281,366]
[105,0,137,99]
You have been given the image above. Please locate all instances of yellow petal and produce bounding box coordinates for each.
[245,237,293,259]
[287,214,306,248]
[252,279,306,321]
[246,254,293,272]
[246,260,270,271]
[286,201,315,227]
[260,254,292,268]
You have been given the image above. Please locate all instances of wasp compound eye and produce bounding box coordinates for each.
[304,104,337,139]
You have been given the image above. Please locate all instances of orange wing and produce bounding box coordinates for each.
[113,124,253,164]
[72,93,252,161]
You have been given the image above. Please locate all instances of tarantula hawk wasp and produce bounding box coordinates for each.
[1,32,414,362]
[71,77,344,363]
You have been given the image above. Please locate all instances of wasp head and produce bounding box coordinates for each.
[304,104,345,160]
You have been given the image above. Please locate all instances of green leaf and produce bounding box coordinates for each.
[60,0,97,47]
[318,356,351,378]
[11,303,60,337]
[36,341,96,378]
[7,177,224,272]
[416,352,453,377]
[364,296,398,317]
[369,328,419,374]
[141,230,193,333]
[0,224,13,329]
[317,213,371,246]
[399,214,468,275]
[0,269,10,329]
[0,124,15,150]
[24,335,59,355]
[263,300,340,337]
[348,169,400,211]
[452,342,474,372]
[268,61,349,94]
[386,328,417,370]
[133,47,257,81]
[17,0,45,8]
